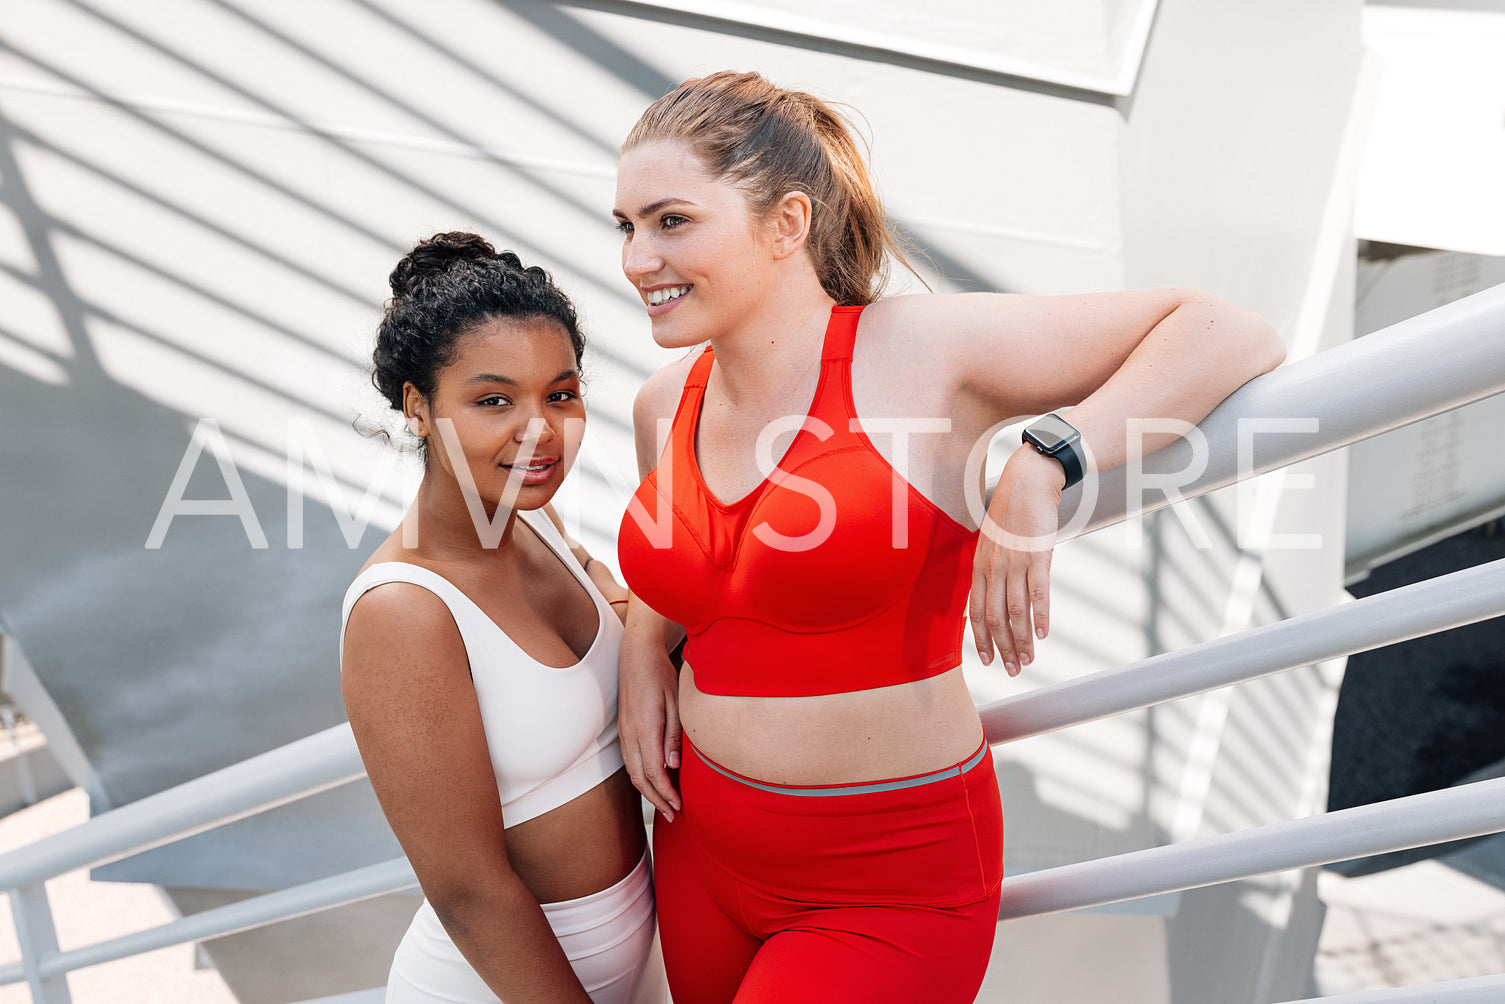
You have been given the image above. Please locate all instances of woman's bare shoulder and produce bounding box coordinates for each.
[855,293,1016,384]
[860,291,1025,343]
[343,578,465,681]
[633,348,703,426]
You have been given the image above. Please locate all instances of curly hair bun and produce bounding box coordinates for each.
[372,233,586,422]
[388,231,499,299]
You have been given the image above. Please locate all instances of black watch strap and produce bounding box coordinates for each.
[1046,438,1084,489]
[1022,414,1085,490]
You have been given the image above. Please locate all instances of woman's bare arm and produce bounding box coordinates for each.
[615,354,697,819]
[869,289,1285,676]
[342,585,592,1003]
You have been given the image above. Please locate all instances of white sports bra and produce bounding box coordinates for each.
[340,509,625,828]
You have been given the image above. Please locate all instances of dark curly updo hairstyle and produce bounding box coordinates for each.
[372,232,585,454]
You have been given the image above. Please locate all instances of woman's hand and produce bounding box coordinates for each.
[618,601,683,820]
[969,446,1067,676]
[540,504,631,622]
[582,559,631,624]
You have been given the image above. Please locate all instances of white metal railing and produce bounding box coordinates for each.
[1058,280,1505,537]
[981,556,1505,744]
[1279,973,1505,1004]
[996,776,1505,919]
[1,282,1503,1003]
[1,857,415,987]
[0,724,415,1003]
[0,725,363,890]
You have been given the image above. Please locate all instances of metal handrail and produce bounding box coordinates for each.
[0,723,362,890]
[1059,280,1505,536]
[1276,973,1505,1004]
[0,857,416,985]
[998,776,1505,919]
[981,557,1505,743]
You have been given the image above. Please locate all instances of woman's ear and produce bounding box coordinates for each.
[402,382,429,438]
[771,190,813,260]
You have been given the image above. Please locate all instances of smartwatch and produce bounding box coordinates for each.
[1021,413,1084,489]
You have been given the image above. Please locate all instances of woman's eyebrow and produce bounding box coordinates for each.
[465,372,515,386]
[464,369,578,386]
[614,197,697,218]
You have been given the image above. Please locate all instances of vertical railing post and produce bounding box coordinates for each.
[1,705,39,806]
[9,884,72,1003]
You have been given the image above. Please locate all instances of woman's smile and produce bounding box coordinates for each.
[644,283,692,308]
[501,456,561,487]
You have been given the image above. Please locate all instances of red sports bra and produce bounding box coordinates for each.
[617,306,979,698]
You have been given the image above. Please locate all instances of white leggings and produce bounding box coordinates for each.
[385,851,655,1003]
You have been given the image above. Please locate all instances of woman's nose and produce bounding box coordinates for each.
[622,233,662,279]
[514,415,556,445]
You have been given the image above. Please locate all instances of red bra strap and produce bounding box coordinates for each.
[663,346,715,467]
[821,306,864,363]
[684,344,715,390]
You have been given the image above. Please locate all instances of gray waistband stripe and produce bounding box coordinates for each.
[692,742,989,797]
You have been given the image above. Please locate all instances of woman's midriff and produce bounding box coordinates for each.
[503,768,647,904]
[678,664,985,786]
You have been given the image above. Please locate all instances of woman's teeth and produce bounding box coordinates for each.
[647,285,690,306]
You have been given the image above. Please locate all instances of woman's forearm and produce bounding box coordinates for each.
[431,875,594,1004]
[618,596,685,815]
[1065,295,1284,474]
[624,595,686,654]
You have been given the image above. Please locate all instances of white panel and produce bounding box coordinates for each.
[1346,252,1505,579]
[589,0,1161,92]
[1356,6,1505,256]
[750,0,1113,73]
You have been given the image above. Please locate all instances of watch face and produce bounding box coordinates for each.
[1025,414,1078,453]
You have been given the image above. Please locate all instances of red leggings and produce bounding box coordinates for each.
[653,737,1004,1003]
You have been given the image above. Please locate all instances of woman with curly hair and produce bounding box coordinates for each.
[342,233,656,1003]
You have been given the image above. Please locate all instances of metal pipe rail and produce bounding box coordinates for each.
[1276,973,1505,1004]
[0,857,416,987]
[981,556,1505,744]
[0,723,362,890]
[998,775,1505,919]
[1058,280,1505,537]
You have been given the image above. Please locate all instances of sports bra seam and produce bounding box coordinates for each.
[671,499,725,571]
[641,348,711,481]
[681,319,845,517]
[707,371,849,571]
[684,377,843,517]
[631,472,730,574]
[762,440,885,478]
[685,343,714,389]
[675,398,975,570]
